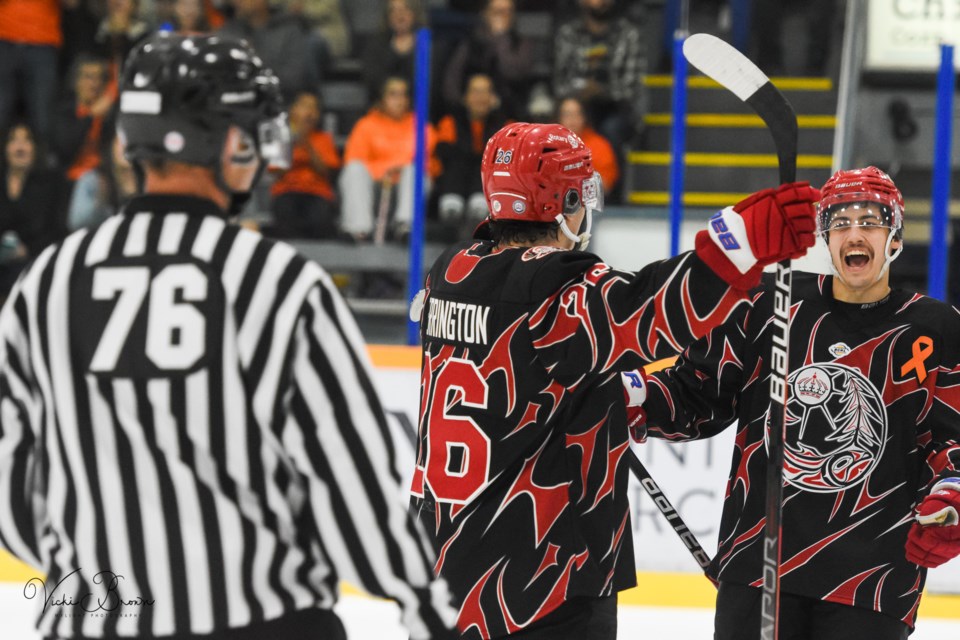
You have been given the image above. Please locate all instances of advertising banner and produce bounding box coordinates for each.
[865,1,960,72]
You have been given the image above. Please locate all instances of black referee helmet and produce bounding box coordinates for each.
[117,32,290,178]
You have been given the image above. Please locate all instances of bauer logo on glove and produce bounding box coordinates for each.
[710,211,742,250]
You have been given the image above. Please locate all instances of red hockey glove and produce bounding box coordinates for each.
[621,371,648,443]
[905,477,960,568]
[695,182,820,290]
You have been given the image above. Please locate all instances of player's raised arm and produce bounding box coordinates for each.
[527,182,819,375]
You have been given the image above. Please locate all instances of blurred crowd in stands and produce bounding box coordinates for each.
[0,0,833,294]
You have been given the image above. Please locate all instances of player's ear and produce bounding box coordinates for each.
[889,237,903,255]
[220,125,260,193]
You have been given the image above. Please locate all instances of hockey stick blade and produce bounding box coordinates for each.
[628,450,716,584]
[682,33,798,183]
[683,33,799,640]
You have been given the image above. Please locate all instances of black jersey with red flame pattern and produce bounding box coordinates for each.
[410,240,747,638]
[643,273,960,627]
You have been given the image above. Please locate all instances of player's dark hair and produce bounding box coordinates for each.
[488,219,560,246]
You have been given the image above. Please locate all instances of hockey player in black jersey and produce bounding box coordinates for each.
[410,121,821,639]
[0,33,460,639]
[627,167,960,640]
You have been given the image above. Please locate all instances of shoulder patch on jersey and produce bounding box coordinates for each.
[828,342,851,358]
[521,246,563,261]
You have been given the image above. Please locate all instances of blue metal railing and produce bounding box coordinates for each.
[407,28,432,345]
[668,32,689,257]
[927,43,955,302]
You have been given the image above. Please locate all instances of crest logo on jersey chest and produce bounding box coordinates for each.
[781,363,887,494]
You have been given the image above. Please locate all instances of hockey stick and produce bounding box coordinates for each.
[628,450,717,585]
[682,33,798,640]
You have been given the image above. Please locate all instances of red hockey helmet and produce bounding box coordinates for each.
[817,166,904,239]
[478,122,602,237]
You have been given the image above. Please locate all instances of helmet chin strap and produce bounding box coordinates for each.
[215,129,265,217]
[555,209,593,251]
[876,228,902,282]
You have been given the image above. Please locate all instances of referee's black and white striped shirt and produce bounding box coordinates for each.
[0,195,457,639]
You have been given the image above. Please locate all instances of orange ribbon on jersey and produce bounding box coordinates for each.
[901,336,934,384]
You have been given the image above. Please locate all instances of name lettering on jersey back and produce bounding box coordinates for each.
[425,297,491,346]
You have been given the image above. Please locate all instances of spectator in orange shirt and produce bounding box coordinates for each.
[53,56,116,182]
[556,94,620,198]
[0,0,63,146]
[338,76,435,243]
[435,73,507,231]
[269,91,342,239]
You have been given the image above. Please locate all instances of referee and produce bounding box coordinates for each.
[0,34,458,639]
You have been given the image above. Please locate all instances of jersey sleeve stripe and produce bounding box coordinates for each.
[47,232,113,637]
[308,282,437,576]
[252,264,317,433]
[0,389,41,568]
[315,278,405,486]
[238,243,297,369]
[297,291,437,632]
